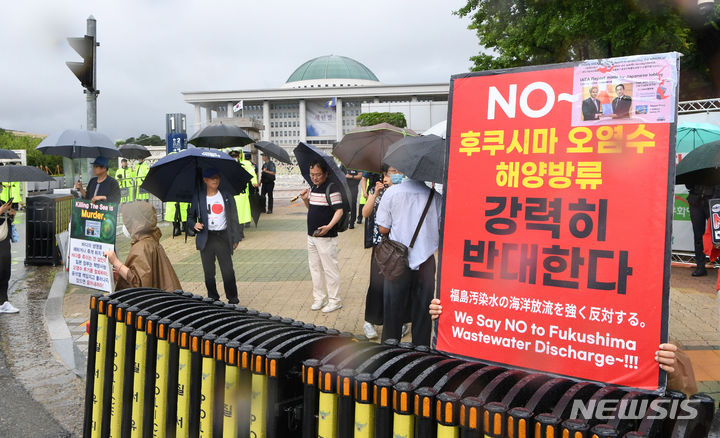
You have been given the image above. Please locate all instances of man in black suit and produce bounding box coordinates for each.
[582,86,603,121]
[188,168,242,303]
[612,84,632,118]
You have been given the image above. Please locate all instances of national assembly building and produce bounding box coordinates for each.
[181,55,449,147]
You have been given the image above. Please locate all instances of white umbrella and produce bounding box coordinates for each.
[422,120,447,139]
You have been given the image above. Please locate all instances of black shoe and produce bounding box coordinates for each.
[692,267,708,277]
[267,210,272,214]
[348,224,354,229]
[356,219,362,224]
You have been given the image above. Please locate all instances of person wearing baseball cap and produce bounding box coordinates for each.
[74,156,121,204]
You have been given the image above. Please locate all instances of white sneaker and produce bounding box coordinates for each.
[401,323,410,337]
[321,302,342,313]
[363,322,378,339]
[311,299,327,311]
[0,301,19,314]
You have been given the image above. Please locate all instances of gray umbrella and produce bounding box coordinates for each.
[36,129,119,158]
[383,134,446,184]
[0,150,20,160]
[118,143,151,160]
[0,165,54,182]
[188,123,254,148]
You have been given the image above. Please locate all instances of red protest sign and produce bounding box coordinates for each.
[434,53,678,391]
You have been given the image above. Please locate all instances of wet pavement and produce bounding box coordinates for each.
[0,212,84,436]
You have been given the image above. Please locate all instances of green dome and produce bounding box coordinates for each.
[286,55,379,83]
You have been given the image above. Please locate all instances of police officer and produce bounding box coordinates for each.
[115,159,136,203]
[134,157,151,201]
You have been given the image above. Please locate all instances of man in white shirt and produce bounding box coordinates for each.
[188,168,242,304]
[375,176,442,345]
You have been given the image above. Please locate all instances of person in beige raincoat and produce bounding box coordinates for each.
[105,201,182,291]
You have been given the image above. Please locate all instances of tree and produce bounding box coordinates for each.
[116,133,165,146]
[356,112,408,128]
[455,0,720,99]
[0,129,63,174]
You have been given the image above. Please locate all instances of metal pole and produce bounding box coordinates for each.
[82,15,98,183]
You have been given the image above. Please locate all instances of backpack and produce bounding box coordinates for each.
[325,182,351,233]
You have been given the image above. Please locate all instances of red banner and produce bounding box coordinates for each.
[435,53,679,391]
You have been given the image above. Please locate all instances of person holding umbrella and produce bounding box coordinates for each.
[300,159,345,313]
[375,171,442,346]
[188,168,242,304]
[260,154,276,214]
[74,156,121,204]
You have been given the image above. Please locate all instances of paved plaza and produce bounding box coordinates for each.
[60,195,720,397]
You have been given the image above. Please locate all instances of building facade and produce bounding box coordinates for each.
[182,55,449,146]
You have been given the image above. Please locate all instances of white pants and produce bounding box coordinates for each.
[307,235,341,305]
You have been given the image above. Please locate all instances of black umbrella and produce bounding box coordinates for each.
[188,123,254,149]
[254,141,292,164]
[383,134,446,184]
[0,150,20,160]
[293,142,351,200]
[141,147,252,202]
[249,186,263,226]
[118,143,151,160]
[676,140,720,185]
[36,129,119,158]
[0,165,54,182]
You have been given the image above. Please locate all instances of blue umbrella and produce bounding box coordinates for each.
[293,141,351,200]
[36,129,119,158]
[140,147,252,202]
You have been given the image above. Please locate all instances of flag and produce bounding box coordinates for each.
[324,97,337,108]
[233,100,244,113]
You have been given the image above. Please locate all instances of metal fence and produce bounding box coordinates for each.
[83,289,719,438]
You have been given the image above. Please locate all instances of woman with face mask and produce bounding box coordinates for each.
[104,201,182,291]
[360,165,410,339]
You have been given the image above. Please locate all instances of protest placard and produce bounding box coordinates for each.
[67,199,118,292]
[435,52,679,390]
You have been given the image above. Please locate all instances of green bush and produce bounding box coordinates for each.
[356,112,407,128]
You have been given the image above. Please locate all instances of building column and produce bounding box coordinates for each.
[226,102,233,118]
[299,99,307,142]
[262,100,271,141]
[194,104,201,132]
[205,106,212,125]
[373,97,380,103]
[335,97,343,141]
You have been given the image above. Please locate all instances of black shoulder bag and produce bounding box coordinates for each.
[374,189,435,281]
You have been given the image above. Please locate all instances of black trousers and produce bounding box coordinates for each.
[382,255,436,346]
[347,182,359,224]
[689,197,710,268]
[365,246,384,325]
[0,238,10,303]
[261,182,274,212]
[200,230,238,303]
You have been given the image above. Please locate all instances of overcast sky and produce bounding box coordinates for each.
[0,1,480,141]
